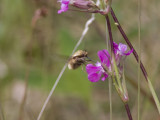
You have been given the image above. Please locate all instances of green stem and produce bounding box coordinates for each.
[100,0,105,9]
[105,15,123,92]
[113,57,123,92]
[111,75,119,93]
[110,7,160,114]
[105,16,112,118]
[148,77,160,113]
[137,0,141,119]
[109,78,112,120]
[122,63,128,100]
[0,103,5,120]
[110,8,148,81]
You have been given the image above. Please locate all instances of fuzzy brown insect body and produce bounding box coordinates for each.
[68,50,88,70]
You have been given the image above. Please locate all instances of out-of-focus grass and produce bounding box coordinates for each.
[0,0,160,119]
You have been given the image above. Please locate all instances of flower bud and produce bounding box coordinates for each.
[71,0,99,11]
[58,0,100,14]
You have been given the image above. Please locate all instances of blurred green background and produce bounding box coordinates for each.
[0,0,160,119]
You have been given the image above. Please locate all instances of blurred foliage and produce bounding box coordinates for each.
[0,0,160,119]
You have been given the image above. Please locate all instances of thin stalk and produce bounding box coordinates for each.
[113,57,123,92]
[105,19,109,50]
[37,13,98,120]
[94,20,157,107]
[147,77,160,114]
[110,8,148,81]
[109,78,112,120]
[112,73,133,120]
[137,0,141,119]
[111,75,119,93]
[37,0,101,118]
[122,63,128,99]
[106,12,112,120]
[0,103,5,120]
[108,0,112,7]
[125,75,156,107]
[106,15,123,91]
[100,0,105,9]
[106,15,133,119]
[105,15,114,55]
[125,103,133,120]
[111,8,160,114]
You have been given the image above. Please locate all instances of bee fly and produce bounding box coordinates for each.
[68,50,91,70]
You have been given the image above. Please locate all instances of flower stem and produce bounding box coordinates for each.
[37,14,97,120]
[105,15,114,54]
[109,78,112,120]
[112,73,133,120]
[110,8,160,114]
[106,15,123,91]
[110,8,148,81]
[0,102,5,120]
[100,0,105,9]
[137,0,141,118]
[125,103,133,120]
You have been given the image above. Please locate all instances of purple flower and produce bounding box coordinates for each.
[114,42,133,56]
[86,42,133,83]
[113,42,133,68]
[57,0,100,14]
[58,0,70,14]
[86,50,111,82]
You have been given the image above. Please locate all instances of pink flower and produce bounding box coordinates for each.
[113,42,133,65]
[114,42,133,56]
[57,0,100,14]
[86,42,133,83]
[58,0,70,14]
[86,50,111,82]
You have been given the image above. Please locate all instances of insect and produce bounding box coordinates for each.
[68,50,89,70]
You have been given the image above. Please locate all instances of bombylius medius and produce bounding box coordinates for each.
[68,50,91,70]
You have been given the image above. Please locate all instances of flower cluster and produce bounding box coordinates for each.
[57,0,100,14]
[86,42,133,82]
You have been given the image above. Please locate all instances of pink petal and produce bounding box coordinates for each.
[101,73,108,81]
[118,43,127,54]
[124,49,133,56]
[58,10,63,14]
[62,0,69,4]
[86,64,101,74]
[57,0,69,14]
[97,49,110,67]
[113,42,119,54]
[117,43,133,56]
[88,72,101,82]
